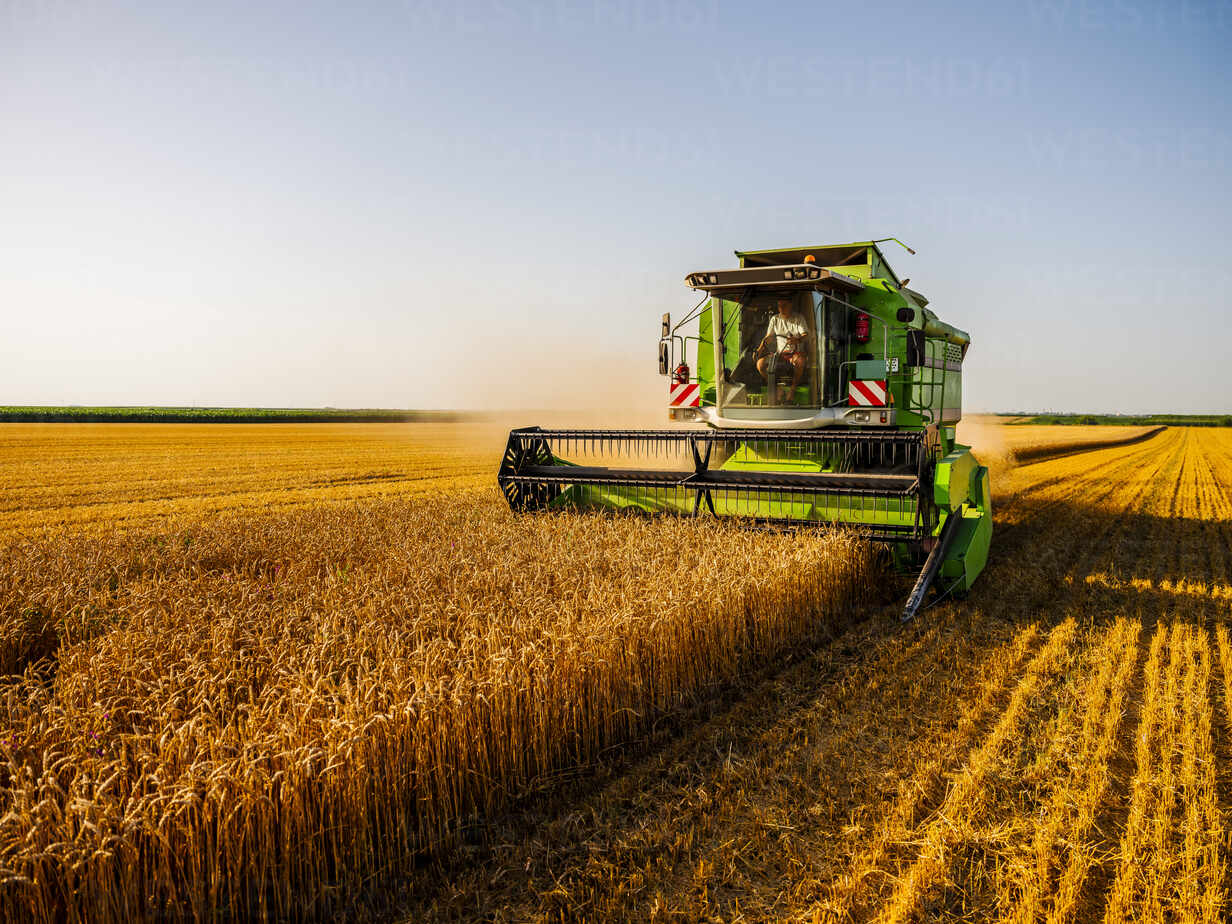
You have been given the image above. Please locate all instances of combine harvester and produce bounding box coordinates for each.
[498,240,991,620]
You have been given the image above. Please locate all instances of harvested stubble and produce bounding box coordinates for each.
[1102,622,1224,921]
[875,618,1082,924]
[1016,618,1142,924]
[0,494,876,922]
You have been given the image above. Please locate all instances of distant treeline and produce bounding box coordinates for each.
[1011,413,1232,427]
[0,406,476,423]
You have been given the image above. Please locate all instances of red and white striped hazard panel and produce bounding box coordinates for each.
[848,380,888,407]
[669,382,701,407]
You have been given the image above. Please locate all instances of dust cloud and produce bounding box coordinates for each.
[421,348,683,460]
[957,414,1011,462]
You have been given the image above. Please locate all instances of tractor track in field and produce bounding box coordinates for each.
[397,427,1232,923]
[1009,424,1167,466]
[1209,627,1232,914]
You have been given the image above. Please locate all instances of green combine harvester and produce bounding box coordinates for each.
[498,239,991,619]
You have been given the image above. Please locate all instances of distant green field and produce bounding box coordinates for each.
[0,406,472,423]
[1010,413,1232,427]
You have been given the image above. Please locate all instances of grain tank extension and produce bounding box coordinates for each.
[498,240,992,619]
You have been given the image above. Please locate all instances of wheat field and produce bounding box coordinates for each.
[0,422,496,535]
[3,422,1232,922]
[0,423,875,922]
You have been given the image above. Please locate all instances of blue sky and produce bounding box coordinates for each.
[2,0,1230,413]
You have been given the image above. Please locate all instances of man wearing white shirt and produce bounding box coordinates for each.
[754,296,811,403]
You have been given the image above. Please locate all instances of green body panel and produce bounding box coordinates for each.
[934,444,977,509]
[717,445,913,527]
[696,299,744,406]
[938,465,993,593]
[696,299,743,382]
[721,444,829,472]
[558,484,694,515]
[554,481,918,531]
[697,303,714,389]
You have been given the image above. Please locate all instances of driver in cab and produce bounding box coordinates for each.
[754,296,810,403]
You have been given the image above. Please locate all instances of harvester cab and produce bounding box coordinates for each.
[499,240,992,620]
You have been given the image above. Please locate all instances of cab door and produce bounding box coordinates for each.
[817,293,850,407]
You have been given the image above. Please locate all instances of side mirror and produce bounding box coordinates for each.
[658,341,669,375]
[661,313,670,338]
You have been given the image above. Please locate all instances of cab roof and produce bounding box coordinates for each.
[735,241,902,285]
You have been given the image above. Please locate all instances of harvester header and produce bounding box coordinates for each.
[499,239,992,619]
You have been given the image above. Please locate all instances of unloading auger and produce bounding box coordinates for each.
[498,240,992,619]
